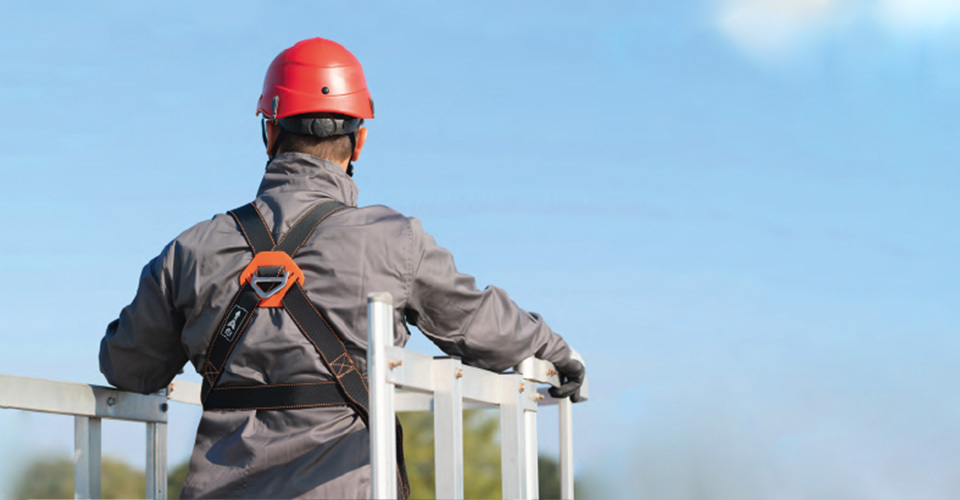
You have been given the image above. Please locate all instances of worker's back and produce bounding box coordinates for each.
[101,152,572,498]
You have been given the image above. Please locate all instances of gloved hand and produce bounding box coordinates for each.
[549,350,586,403]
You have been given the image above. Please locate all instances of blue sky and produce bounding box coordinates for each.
[1,1,958,498]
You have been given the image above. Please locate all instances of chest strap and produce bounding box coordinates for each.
[199,201,410,499]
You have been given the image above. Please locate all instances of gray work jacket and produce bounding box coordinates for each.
[99,153,571,498]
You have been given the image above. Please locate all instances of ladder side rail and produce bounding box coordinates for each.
[384,345,436,393]
[0,374,171,499]
[74,415,102,500]
[524,408,540,499]
[559,397,575,500]
[499,373,527,500]
[0,374,167,423]
[394,391,434,412]
[368,292,398,500]
[167,380,202,405]
[365,294,592,500]
[519,357,590,500]
[516,357,555,500]
[433,358,464,499]
[146,421,168,500]
[459,364,503,405]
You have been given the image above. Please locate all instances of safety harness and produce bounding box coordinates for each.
[200,200,410,499]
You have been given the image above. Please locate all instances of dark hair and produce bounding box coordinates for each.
[275,112,355,162]
[276,132,353,162]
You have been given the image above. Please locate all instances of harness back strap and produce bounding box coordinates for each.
[204,381,344,411]
[233,201,275,252]
[200,200,410,499]
[201,202,342,401]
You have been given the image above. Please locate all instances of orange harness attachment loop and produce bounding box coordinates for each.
[239,251,304,308]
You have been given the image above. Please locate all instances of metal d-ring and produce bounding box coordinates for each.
[251,269,290,300]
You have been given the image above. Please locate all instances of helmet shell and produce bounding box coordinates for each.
[257,38,374,119]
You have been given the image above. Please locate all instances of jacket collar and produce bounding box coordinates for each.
[257,152,359,207]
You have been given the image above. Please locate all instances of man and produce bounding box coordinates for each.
[100,37,584,499]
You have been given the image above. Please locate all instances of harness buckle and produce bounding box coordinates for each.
[251,269,290,300]
[239,251,304,308]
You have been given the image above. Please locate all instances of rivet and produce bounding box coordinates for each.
[106,397,116,407]
[389,360,403,370]
[322,87,330,94]
[547,369,558,377]
[534,394,545,402]
[519,382,525,393]
[160,403,169,413]
[455,369,463,379]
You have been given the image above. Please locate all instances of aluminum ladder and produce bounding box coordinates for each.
[367,292,588,500]
[0,291,586,499]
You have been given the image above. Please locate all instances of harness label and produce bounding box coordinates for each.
[220,305,249,341]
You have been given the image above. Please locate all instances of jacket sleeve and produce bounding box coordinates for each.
[403,218,571,372]
[99,241,188,394]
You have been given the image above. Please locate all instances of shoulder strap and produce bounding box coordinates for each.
[228,203,275,254]
[202,283,261,400]
[275,200,344,255]
[228,200,344,255]
[200,203,275,400]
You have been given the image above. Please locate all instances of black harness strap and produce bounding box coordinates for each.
[283,283,370,418]
[232,202,275,253]
[204,381,347,411]
[199,203,277,401]
[201,200,410,499]
[200,283,261,401]
[276,201,344,255]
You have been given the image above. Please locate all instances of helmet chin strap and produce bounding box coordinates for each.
[346,131,357,177]
[262,118,284,160]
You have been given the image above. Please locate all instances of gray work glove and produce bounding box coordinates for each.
[549,349,586,403]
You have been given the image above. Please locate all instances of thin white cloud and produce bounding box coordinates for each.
[717,0,842,59]
[876,0,960,34]
[717,0,960,60]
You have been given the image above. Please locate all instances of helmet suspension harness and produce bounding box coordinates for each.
[261,95,365,177]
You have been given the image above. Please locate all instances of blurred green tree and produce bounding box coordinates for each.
[400,409,503,499]
[538,454,561,499]
[12,456,189,499]
[399,409,568,499]
[168,460,190,498]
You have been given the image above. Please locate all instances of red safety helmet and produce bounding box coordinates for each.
[257,38,374,120]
